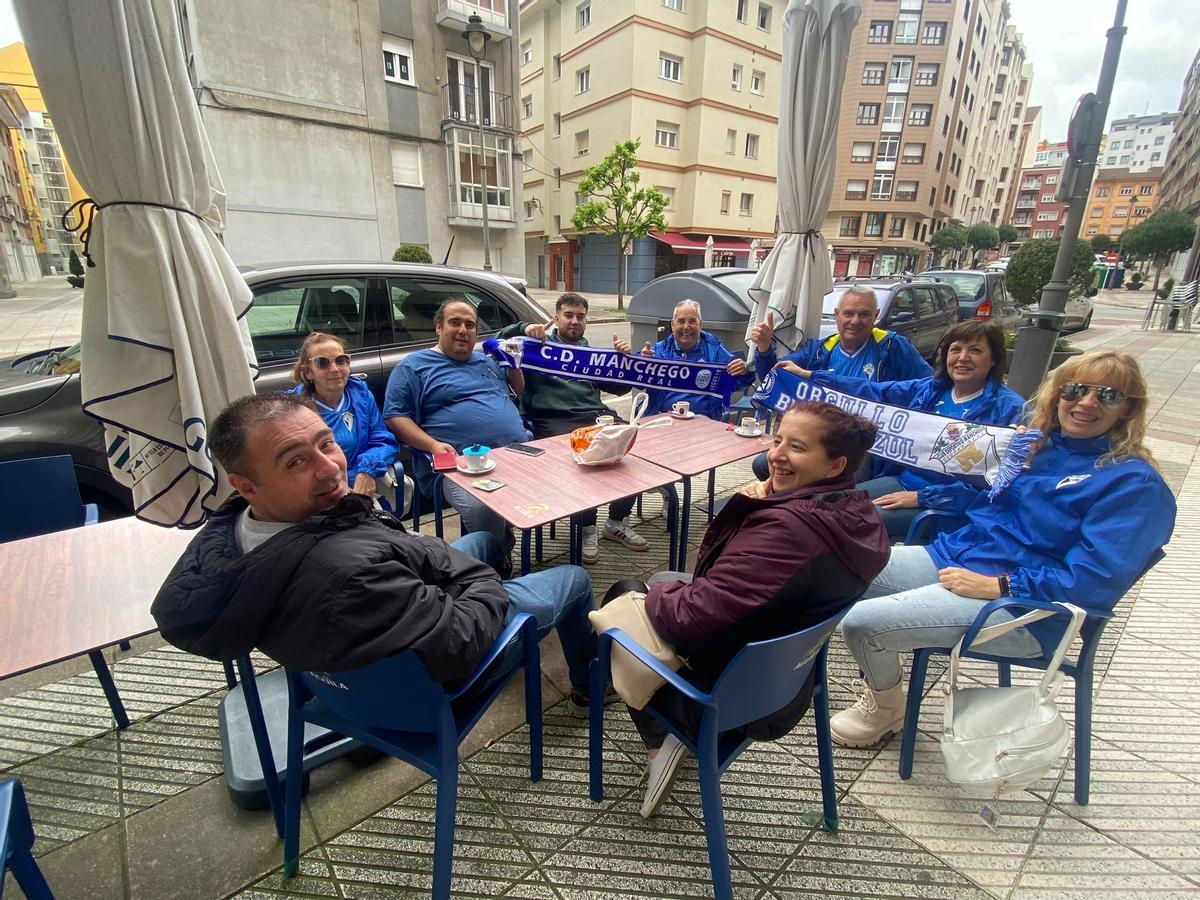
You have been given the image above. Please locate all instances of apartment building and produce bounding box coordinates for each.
[1080,167,1162,243]
[1100,112,1177,173]
[0,87,39,286]
[823,0,1031,277]
[1160,49,1200,219]
[518,0,781,293]
[174,0,523,272]
[1011,140,1068,240]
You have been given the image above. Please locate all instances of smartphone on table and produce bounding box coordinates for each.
[505,443,546,457]
[432,450,459,471]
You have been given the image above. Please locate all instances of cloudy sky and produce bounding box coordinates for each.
[0,0,1192,144]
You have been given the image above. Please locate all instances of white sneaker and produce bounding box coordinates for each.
[829,682,906,748]
[640,734,687,819]
[602,517,649,552]
[581,525,599,565]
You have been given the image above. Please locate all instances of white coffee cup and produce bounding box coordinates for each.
[740,416,759,434]
[463,444,491,472]
[596,414,615,426]
[672,401,690,416]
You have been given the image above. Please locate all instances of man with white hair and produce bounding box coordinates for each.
[615,299,752,420]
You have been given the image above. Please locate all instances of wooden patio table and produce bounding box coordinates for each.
[626,413,770,570]
[442,432,680,573]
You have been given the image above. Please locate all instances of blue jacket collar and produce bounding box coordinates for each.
[1050,430,1113,456]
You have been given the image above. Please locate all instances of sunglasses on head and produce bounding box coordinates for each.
[1059,382,1126,409]
[311,354,351,370]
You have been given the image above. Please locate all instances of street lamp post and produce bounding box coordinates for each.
[462,14,493,272]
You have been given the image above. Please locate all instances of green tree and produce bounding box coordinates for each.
[572,138,669,308]
[66,248,85,289]
[929,224,967,267]
[1120,209,1196,293]
[1089,233,1113,254]
[998,223,1019,248]
[966,222,1000,265]
[392,243,432,263]
[1006,237,1096,306]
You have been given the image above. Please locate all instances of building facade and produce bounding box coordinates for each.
[822,0,1031,277]
[1011,140,1068,241]
[1160,48,1199,281]
[176,0,524,273]
[0,86,41,286]
[1080,167,1162,243]
[1100,112,1177,173]
[518,0,781,293]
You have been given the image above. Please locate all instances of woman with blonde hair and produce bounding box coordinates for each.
[830,350,1176,747]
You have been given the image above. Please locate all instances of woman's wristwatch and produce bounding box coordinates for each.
[997,574,1011,597]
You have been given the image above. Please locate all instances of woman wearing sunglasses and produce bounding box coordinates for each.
[289,332,402,506]
[830,349,1177,748]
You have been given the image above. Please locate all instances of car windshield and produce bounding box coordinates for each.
[931,273,984,299]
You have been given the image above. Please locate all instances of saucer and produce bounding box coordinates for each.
[669,411,696,420]
[457,458,497,475]
[734,426,763,438]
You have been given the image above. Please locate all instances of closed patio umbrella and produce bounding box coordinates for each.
[703,235,715,268]
[16,0,256,528]
[746,0,861,354]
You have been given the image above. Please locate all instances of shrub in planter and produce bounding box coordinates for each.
[392,243,432,263]
[1155,277,1176,300]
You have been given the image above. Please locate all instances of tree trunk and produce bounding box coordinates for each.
[615,237,625,310]
[1152,258,1163,295]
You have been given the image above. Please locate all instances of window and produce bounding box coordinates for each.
[390,141,422,187]
[1134,206,1151,216]
[445,126,513,223]
[1105,156,1117,165]
[725,129,737,153]
[751,70,765,94]
[868,20,892,43]
[521,40,533,65]
[575,130,589,156]
[757,4,771,30]
[659,54,682,82]
[552,55,561,79]
[922,21,946,44]
[521,95,533,119]
[1096,186,1109,197]
[1119,155,1132,165]
[1086,225,1098,236]
[857,103,879,125]
[896,180,917,201]
[1041,193,1054,203]
[524,200,536,220]
[908,104,931,126]
[935,150,943,171]
[663,0,684,9]
[863,62,885,85]
[576,67,590,93]
[657,185,675,208]
[1113,207,1129,218]
[655,120,679,149]
[915,63,938,86]
[840,215,861,237]
[1037,211,1058,221]
[1151,152,1162,162]
[382,37,415,86]
[949,76,957,98]
[889,57,912,89]
[739,192,754,215]
[870,173,894,200]
[882,97,906,127]
[1119,186,1134,196]
[745,133,759,158]
[249,277,369,355]
[895,13,919,43]
[1090,206,1103,217]
[877,135,899,162]
[1046,174,1058,185]
[577,1,591,29]
[1139,184,1153,195]
[553,113,561,135]
[1107,226,1124,237]
[731,64,742,90]
[864,212,885,236]
[901,142,924,164]
[1123,139,1134,149]
[1154,135,1165,145]
[889,216,907,237]
[845,179,868,200]
[850,141,873,163]
[522,149,533,170]
[720,190,731,214]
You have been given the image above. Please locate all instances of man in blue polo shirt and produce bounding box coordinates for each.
[384,299,531,573]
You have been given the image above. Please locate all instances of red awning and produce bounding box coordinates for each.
[649,231,752,254]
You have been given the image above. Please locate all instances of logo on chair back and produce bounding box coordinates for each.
[792,647,820,671]
[311,671,349,691]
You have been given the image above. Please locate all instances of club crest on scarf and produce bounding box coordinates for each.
[929,421,1001,477]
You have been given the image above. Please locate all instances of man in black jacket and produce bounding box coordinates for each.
[151,393,598,709]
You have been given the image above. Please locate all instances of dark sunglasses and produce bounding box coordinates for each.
[1059,382,1126,409]
[311,354,351,370]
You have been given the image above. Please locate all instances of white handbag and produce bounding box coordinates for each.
[939,602,1087,799]
[569,392,664,466]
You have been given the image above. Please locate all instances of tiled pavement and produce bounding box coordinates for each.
[4,310,1200,899]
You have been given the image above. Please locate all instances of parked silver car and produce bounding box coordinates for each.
[0,262,546,516]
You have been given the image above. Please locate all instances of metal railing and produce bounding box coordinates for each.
[441,84,514,131]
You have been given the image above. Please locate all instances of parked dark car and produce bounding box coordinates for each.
[819,278,959,361]
[918,269,1026,334]
[0,262,547,516]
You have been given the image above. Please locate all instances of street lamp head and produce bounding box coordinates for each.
[462,14,491,60]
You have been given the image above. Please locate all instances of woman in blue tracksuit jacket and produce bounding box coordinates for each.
[782,321,1025,540]
[827,349,1177,747]
[288,332,401,499]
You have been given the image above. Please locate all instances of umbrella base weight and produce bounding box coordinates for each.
[218,668,360,811]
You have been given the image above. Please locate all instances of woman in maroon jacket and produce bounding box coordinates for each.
[632,401,891,818]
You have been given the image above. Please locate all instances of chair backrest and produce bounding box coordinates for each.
[709,610,849,733]
[0,778,35,861]
[296,652,447,733]
[0,455,88,543]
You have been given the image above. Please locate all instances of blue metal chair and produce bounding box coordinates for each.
[0,456,132,728]
[902,508,967,545]
[588,612,848,900]
[283,613,543,898]
[0,779,54,899]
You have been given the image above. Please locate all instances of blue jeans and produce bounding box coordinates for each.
[857,475,920,542]
[444,477,515,558]
[841,545,1042,692]
[452,532,595,693]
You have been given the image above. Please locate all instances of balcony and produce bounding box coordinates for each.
[1020,179,1040,190]
[436,0,511,39]
[1015,200,1036,209]
[888,78,911,94]
[442,84,515,132]
[445,124,515,227]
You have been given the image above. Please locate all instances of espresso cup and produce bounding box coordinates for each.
[740,416,759,433]
[672,401,690,416]
[596,415,615,426]
[463,445,491,472]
